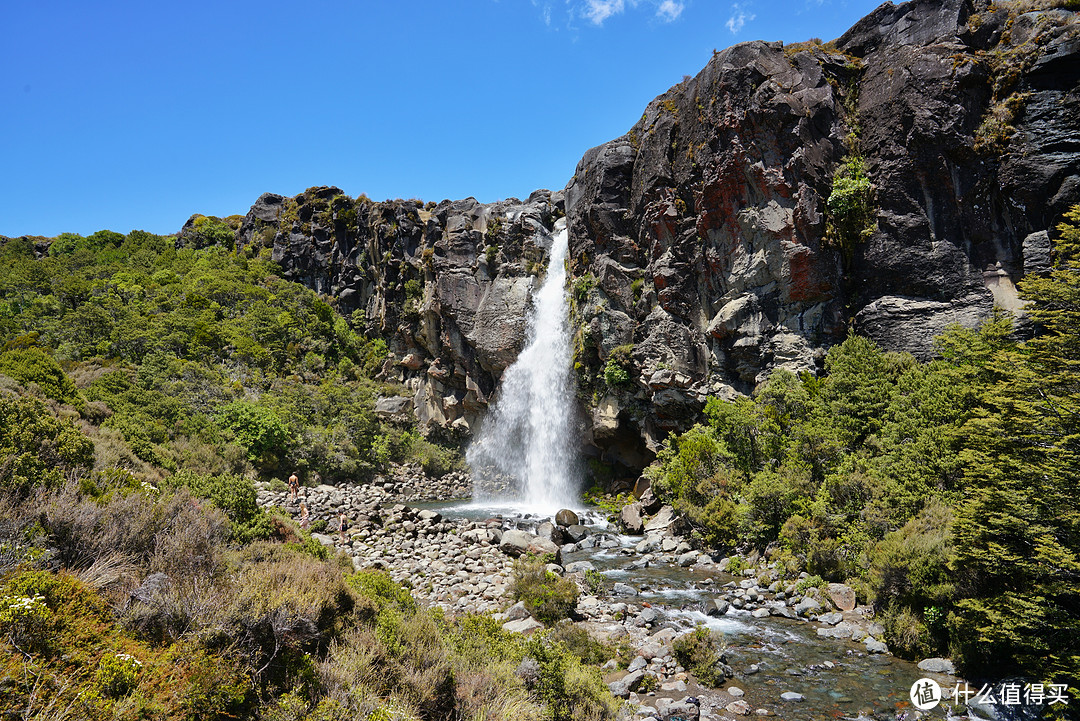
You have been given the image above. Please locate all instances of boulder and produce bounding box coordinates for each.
[620,502,644,534]
[504,601,530,621]
[555,509,579,527]
[563,524,589,543]
[817,611,843,626]
[704,599,730,617]
[499,529,534,557]
[794,596,822,616]
[864,637,890,654]
[503,618,544,635]
[725,700,751,716]
[917,657,956,675]
[643,505,678,532]
[826,583,857,611]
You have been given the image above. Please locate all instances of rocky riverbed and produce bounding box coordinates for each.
[257,471,973,720]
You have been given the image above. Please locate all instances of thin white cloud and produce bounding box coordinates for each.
[726,3,755,34]
[584,0,625,25]
[537,1,553,26]
[656,0,684,22]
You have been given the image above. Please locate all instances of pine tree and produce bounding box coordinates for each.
[950,206,1080,691]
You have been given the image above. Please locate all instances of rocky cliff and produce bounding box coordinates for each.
[213,0,1079,483]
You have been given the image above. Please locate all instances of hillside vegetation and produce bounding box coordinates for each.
[0,228,617,721]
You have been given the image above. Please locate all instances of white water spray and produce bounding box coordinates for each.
[467,219,577,514]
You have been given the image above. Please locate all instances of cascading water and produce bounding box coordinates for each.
[466,218,577,514]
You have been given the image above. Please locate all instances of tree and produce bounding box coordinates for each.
[949,206,1080,687]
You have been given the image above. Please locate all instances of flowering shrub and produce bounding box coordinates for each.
[96,652,143,697]
[0,593,50,647]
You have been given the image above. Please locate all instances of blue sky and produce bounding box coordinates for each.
[1,0,883,237]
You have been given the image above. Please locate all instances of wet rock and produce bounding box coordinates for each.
[727,686,745,697]
[704,599,729,617]
[816,621,857,640]
[555,509,579,527]
[613,583,639,597]
[780,692,805,702]
[817,611,843,626]
[794,597,822,616]
[564,560,596,574]
[620,502,645,534]
[917,657,956,674]
[726,700,751,716]
[864,637,889,654]
[563,524,589,543]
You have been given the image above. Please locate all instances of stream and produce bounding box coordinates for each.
[414,499,1048,721]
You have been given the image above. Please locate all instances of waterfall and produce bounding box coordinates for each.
[467,218,577,513]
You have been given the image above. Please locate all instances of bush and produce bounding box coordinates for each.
[96,652,143,697]
[0,394,95,492]
[510,556,579,625]
[870,498,954,612]
[521,635,620,721]
[672,625,729,687]
[602,357,630,388]
[0,347,81,406]
[171,471,274,543]
[547,622,614,665]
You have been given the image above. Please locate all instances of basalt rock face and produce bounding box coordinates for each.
[238,0,1079,480]
[234,186,565,438]
[563,0,1079,474]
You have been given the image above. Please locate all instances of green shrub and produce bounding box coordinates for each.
[870,498,954,612]
[510,555,579,625]
[171,471,274,543]
[602,357,630,387]
[0,592,50,649]
[548,622,614,665]
[0,347,81,406]
[217,401,291,468]
[672,625,728,686]
[0,394,94,491]
[96,652,143,697]
[521,635,620,721]
[825,156,874,256]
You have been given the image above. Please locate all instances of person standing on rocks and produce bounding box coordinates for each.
[337,511,348,543]
[288,471,300,503]
[299,502,309,530]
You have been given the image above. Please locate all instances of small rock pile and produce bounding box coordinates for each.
[256,479,515,614]
[386,463,471,502]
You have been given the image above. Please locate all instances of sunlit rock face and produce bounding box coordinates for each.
[237,0,1079,478]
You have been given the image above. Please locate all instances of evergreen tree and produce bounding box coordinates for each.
[950,206,1080,689]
